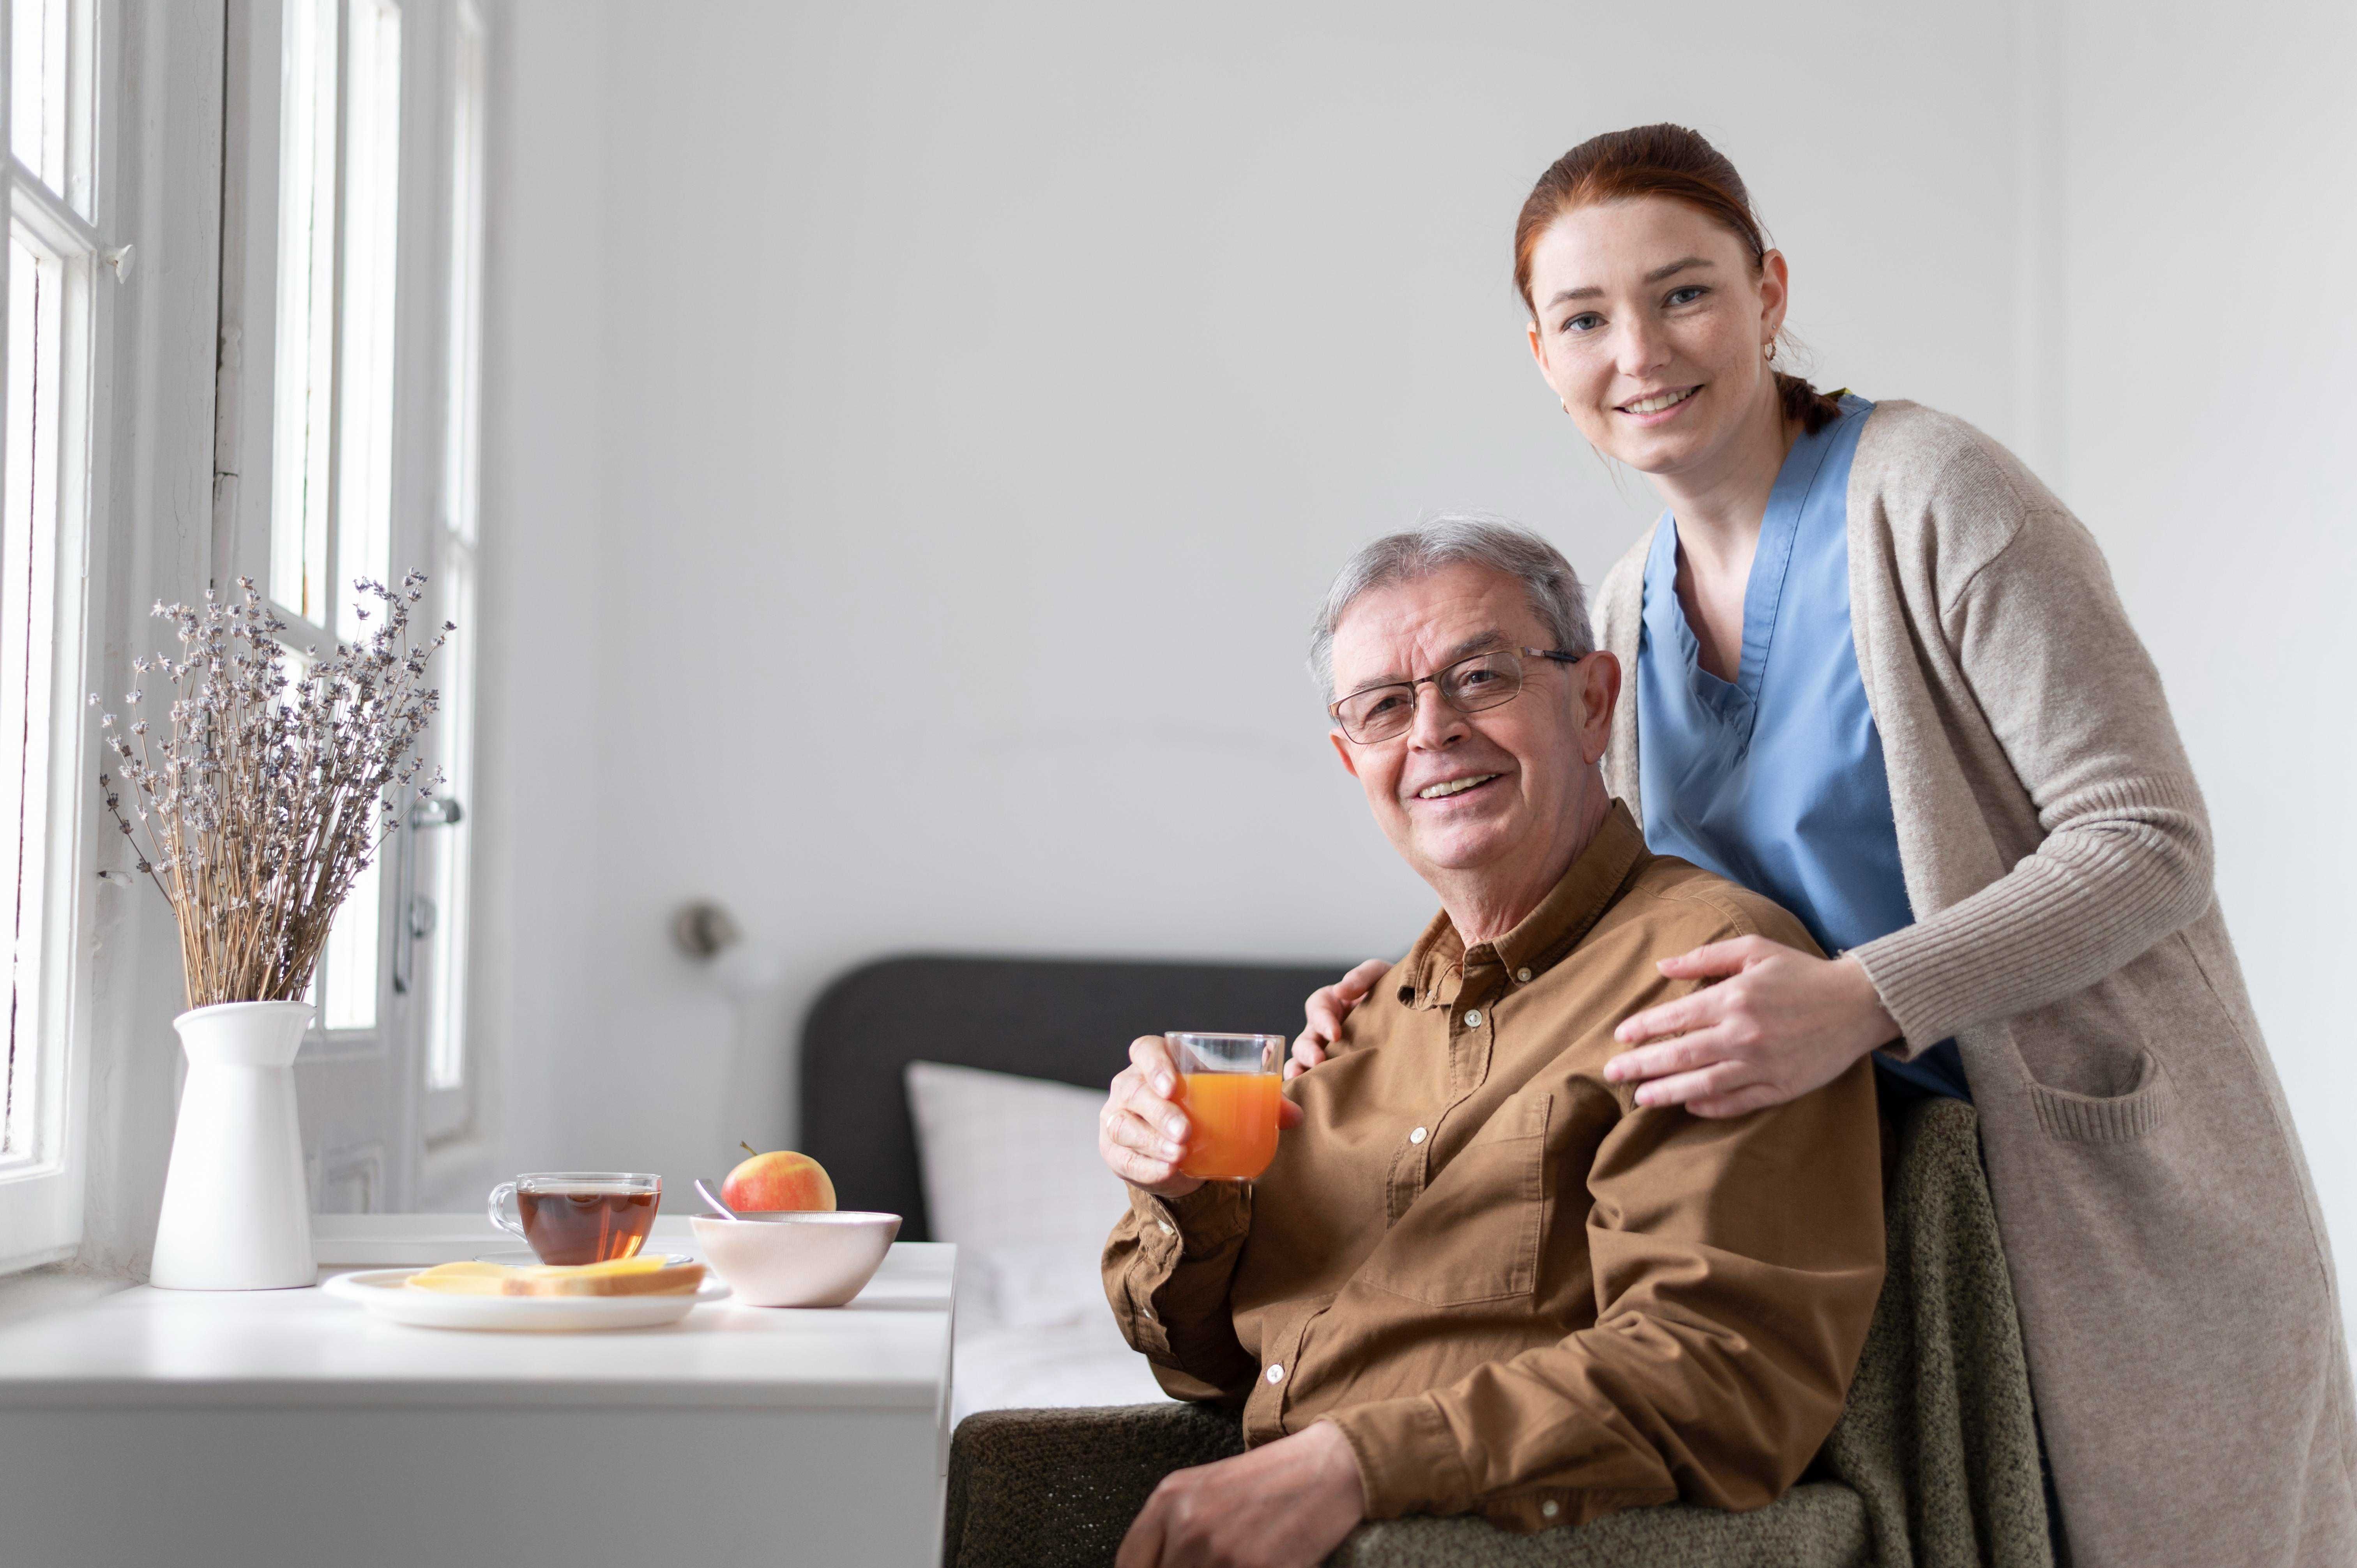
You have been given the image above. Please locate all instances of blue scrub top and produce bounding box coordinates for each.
[1635,395,1971,1102]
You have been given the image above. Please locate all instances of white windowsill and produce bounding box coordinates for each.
[0,1264,127,1330]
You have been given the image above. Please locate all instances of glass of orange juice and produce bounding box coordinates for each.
[1167,1033,1287,1182]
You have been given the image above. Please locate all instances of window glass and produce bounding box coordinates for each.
[273,0,408,1030]
[332,0,401,644]
[10,0,67,193]
[425,1,483,1097]
[0,237,62,1158]
[322,855,381,1033]
[0,19,82,1175]
[422,560,472,1090]
[269,0,338,624]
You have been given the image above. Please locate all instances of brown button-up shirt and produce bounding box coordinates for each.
[1103,803,1885,1531]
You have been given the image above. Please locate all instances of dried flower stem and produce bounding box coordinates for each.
[93,574,451,1008]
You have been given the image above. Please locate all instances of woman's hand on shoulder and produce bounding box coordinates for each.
[1605,939,1899,1116]
[1287,959,1391,1081]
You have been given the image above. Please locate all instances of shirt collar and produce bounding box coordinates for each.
[1397,801,1650,1008]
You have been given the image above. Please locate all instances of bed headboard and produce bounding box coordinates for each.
[799,953,1350,1241]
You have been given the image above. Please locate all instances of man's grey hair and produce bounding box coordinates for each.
[1308,514,1595,697]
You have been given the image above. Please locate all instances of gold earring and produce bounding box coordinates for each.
[1765,341,1778,363]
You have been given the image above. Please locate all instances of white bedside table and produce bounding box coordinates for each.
[0,1218,956,1568]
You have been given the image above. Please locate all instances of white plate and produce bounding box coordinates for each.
[322,1267,730,1331]
[470,1250,697,1268]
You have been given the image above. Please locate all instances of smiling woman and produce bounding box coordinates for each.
[1514,125,1844,450]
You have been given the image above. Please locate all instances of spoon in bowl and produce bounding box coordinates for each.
[694,1177,740,1221]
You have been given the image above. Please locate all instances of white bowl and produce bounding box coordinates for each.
[689,1211,901,1307]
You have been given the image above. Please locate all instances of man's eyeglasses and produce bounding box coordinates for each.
[1328,647,1585,745]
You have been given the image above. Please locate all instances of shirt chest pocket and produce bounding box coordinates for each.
[1359,1093,1554,1307]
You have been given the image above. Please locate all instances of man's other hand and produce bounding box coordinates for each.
[1101,1035,1304,1199]
[1116,1419,1367,1568]
[1288,959,1390,1081]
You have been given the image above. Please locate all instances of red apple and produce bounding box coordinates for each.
[721,1143,836,1213]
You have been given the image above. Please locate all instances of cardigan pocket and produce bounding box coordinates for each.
[2022,1047,2173,1144]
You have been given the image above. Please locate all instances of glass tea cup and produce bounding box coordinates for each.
[487,1171,662,1265]
[1166,1033,1286,1182]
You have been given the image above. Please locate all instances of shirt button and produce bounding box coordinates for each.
[1515,968,1532,984]
[1462,1009,1483,1028]
[1541,1500,1560,1519]
[1265,1364,1285,1384]
[1408,1127,1427,1145]
[1157,1221,1175,1236]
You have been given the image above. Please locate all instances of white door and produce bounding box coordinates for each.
[214,0,486,1213]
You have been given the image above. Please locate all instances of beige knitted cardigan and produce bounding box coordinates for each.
[1594,400,2355,1568]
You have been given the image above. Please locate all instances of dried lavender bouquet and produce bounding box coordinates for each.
[92,572,451,1007]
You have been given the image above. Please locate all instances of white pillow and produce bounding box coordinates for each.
[904,1061,1134,1330]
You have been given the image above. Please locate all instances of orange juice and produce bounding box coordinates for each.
[1177,1072,1281,1181]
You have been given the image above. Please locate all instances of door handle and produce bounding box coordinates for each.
[392,797,466,995]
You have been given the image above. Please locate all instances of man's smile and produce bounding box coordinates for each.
[1414,772,1502,802]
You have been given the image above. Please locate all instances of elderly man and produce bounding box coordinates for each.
[1096,519,1886,1568]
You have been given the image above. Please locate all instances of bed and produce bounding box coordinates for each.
[799,953,1348,1424]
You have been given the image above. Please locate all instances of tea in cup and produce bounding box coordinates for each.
[487,1171,662,1265]
[1167,1033,1286,1182]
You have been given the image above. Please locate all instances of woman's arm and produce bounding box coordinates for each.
[1846,505,2212,1047]
[1613,502,2212,1112]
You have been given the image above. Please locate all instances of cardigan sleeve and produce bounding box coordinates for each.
[1848,505,2215,1050]
[1594,530,1656,817]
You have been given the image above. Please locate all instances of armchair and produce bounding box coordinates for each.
[944,1097,2053,1568]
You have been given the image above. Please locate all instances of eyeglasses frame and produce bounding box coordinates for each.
[1328,646,1587,745]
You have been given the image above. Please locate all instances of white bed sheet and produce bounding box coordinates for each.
[951,1301,1176,1427]
[906,1061,1181,1425]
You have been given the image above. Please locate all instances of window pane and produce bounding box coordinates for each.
[334,0,401,643]
[322,853,380,1032]
[426,2,485,1098]
[1,236,64,1159]
[443,2,482,547]
[10,0,67,195]
[270,0,339,623]
[422,555,473,1091]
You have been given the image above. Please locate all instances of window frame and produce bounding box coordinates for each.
[0,0,113,1275]
[216,0,488,1194]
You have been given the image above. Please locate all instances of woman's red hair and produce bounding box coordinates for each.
[1514,125,1843,436]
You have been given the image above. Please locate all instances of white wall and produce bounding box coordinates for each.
[477,0,2357,1344]
[2052,0,2357,1318]
[477,0,2026,1195]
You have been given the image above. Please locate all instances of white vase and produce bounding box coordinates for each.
[149,1000,317,1291]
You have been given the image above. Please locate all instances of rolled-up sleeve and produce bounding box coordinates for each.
[1103,1181,1258,1404]
[1323,1060,1885,1525]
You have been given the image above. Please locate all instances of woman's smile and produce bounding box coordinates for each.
[1615,384,1704,424]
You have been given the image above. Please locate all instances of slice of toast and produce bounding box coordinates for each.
[404,1259,707,1298]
